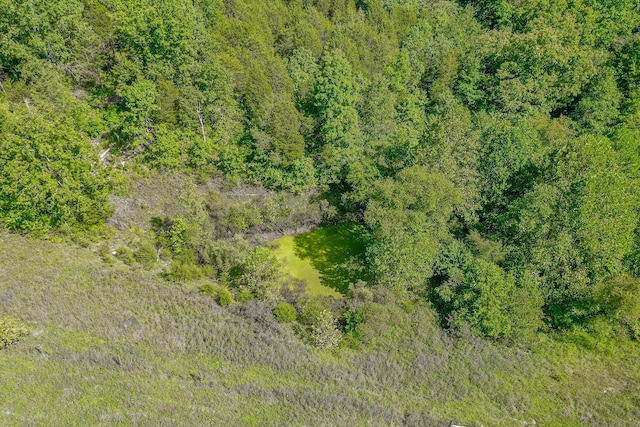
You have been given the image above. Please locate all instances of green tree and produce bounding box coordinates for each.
[450,259,516,338]
[312,49,364,185]
[230,247,284,302]
[572,67,622,134]
[505,132,638,327]
[0,99,112,233]
[475,112,542,215]
[273,302,298,322]
[435,255,543,340]
[365,166,461,293]
[423,92,480,221]
[117,79,157,150]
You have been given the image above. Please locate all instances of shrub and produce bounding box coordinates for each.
[273,302,297,322]
[0,317,29,349]
[98,243,114,266]
[200,284,217,295]
[135,241,157,269]
[217,287,234,306]
[343,308,364,335]
[595,275,640,340]
[311,310,341,349]
[230,247,284,302]
[167,250,203,282]
[163,215,188,256]
[340,331,362,350]
[116,246,136,266]
[200,284,234,306]
[236,289,255,303]
[437,258,519,339]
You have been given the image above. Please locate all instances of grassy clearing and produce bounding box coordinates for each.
[272,223,368,297]
[1,231,640,426]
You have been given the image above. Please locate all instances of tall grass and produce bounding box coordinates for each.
[1,231,639,426]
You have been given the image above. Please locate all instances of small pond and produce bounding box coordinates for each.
[271,223,368,297]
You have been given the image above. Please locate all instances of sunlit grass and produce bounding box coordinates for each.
[2,230,640,426]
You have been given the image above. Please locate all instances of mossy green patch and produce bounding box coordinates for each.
[272,223,369,296]
[273,235,341,298]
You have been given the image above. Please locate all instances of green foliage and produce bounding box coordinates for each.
[475,112,542,211]
[273,302,297,322]
[343,308,364,337]
[445,259,516,338]
[311,309,341,349]
[573,67,622,133]
[200,283,217,295]
[365,167,461,293]
[287,48,319,101]
[207,235,251,280]
[98,243,115,266]
[236,288,255,303]
[217,287,234,306]
[595,276,640,340]
[144,126,187,169]
[615,38,640,96]
[201,284,234,306]
[118,79,157,148]
[503,131,639,327]
[312,49,364,185]
[434,242,544,340]
[0,0,639,343]
[167,250,203,282]
[162,215,188,256]
[0,92,112,233]
[0,316,28,349]
[134,241,157,269]
[116,246,136,266]
[230,247,284,302]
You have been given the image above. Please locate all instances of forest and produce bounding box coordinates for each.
[1,0,640,425]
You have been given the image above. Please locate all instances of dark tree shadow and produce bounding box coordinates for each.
[293,223,369,294]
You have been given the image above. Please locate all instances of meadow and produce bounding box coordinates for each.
[2,231,640,426]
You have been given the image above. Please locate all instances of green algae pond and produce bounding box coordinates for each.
[271,223,369,297]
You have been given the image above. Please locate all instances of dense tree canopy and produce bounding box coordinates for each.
[1,0,640,338]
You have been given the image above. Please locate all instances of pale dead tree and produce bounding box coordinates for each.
[100,148,111,163]
[196,102,207,144]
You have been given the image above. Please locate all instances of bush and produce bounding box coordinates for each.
[229,247,284,302]
[98,243,114,266]
[116,246,136,266]
[135,241,157,269]
[200,284,234,306]
[340,331,362,350]
[0,317,29,349]
[236,289,255,303]
[217,287,234,306]
[200,284,217,295]
[595,275,640,340]
[311,310,341,349]
[167,250,203,282]
[273,302,297,322]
